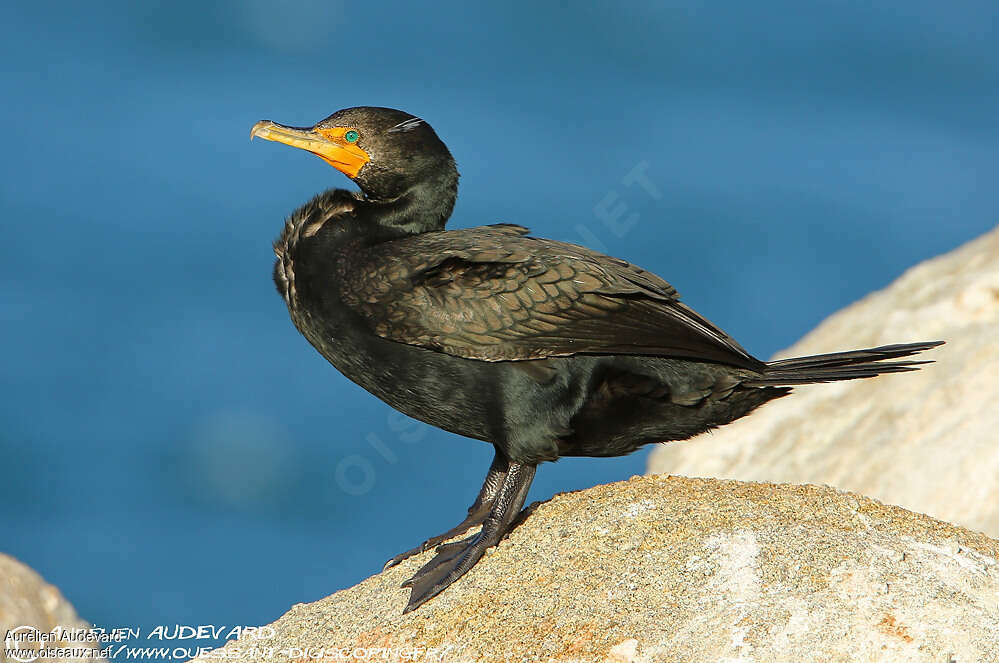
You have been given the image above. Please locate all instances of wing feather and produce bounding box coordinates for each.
[338,225,762,369]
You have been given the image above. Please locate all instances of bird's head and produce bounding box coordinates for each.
[251,106,456,201]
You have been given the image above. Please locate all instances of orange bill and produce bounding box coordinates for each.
[251,121,370,178]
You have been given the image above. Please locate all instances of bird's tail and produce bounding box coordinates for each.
[742,341,944,387]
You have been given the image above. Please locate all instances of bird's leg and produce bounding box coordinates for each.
[382,448,510,570]
[400,459,537,613]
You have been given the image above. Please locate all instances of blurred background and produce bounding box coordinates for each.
[1,0,996,654]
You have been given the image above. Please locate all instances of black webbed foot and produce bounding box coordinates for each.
[401,460,536,613]
[382,500,493,571]
[400,535,475,589]
[382,448,509,571]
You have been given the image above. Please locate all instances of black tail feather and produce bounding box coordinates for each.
[743,341,944,387]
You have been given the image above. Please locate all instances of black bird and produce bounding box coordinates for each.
[250,107,941,613]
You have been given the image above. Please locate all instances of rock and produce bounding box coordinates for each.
[648,224,999,539]
[0,553,103,662]
[192,475,999,663]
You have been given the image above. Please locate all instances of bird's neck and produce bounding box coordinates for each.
[360,169,458,238]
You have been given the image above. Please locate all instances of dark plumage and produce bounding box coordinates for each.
[251,106,942,613]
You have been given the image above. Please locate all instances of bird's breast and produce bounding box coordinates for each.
[273,252,295,308]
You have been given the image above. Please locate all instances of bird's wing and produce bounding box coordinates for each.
[338,224,763,369]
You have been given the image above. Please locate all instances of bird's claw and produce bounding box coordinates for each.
[382,543,430,571]
[382,515,487,571]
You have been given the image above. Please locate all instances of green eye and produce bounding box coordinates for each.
[344,130,359,143]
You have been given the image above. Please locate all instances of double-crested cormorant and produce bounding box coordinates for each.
[251,107,941,613]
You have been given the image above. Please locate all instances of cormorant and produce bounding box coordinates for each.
[250,106,941,613]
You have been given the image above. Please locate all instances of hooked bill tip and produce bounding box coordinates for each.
[250,120,272,141]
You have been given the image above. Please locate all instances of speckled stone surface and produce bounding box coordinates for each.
[0,553,103,662]
[649,224,999,539]
[191,475,999,663]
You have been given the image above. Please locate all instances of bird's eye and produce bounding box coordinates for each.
[344,130,359,143]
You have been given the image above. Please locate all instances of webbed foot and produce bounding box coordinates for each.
[398,459,536,613]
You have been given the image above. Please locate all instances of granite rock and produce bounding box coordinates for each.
[0,553,103,662]
[649,224,999,538]
[192,475,999,663]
